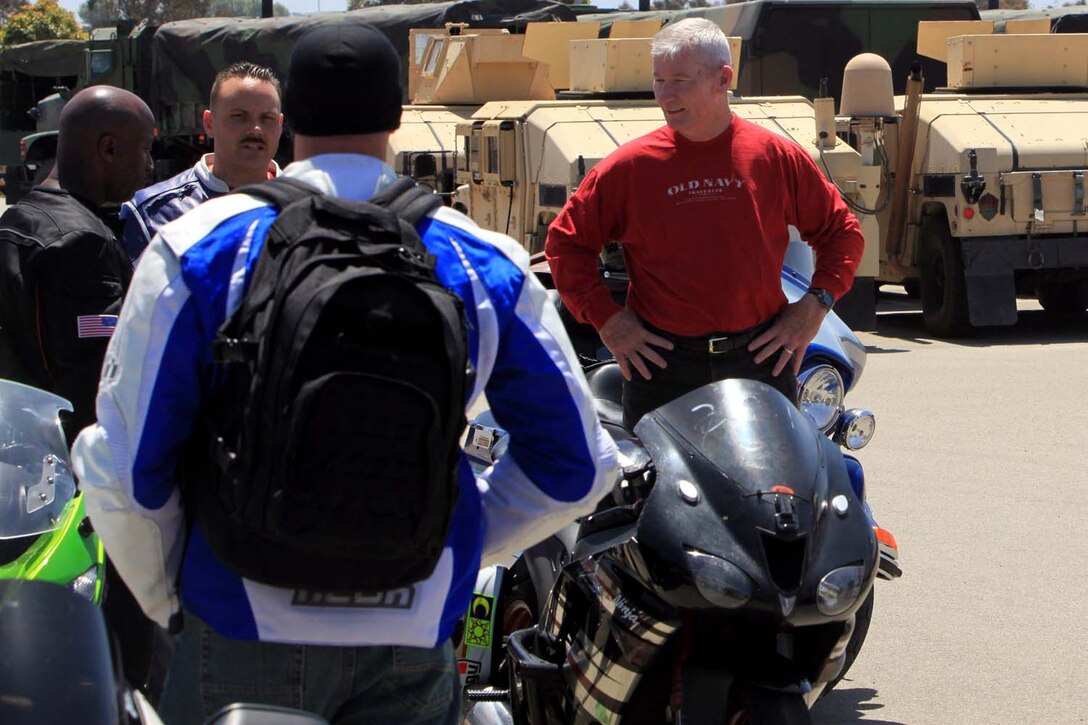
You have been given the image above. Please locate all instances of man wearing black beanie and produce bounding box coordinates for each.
[73,20,617,725]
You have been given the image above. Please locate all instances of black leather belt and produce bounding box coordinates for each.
[645,319,773,355]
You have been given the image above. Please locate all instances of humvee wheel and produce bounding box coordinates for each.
[919,217,972,337]
[1036,280,1088,314]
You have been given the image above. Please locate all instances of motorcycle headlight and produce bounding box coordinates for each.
[798,365,844,433]
[687,550,752,609]
[68,564,100,602]
[834,409,876,451]
[816,564,866,616]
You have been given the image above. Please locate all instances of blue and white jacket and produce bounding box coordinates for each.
[119,154,280,261]
[72,154,617,647]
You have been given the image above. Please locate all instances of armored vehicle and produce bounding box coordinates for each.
[873,22,1088,335]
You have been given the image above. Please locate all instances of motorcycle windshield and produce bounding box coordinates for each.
[638,379,822,495]
[0,380,76,540]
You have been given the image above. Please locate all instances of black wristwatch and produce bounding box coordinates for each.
[806,287,835,311]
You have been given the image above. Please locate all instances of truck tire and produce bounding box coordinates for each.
[919,217,972,337]
[1036,280,1088,314]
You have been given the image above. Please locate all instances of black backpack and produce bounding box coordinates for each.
[184,176,468,592]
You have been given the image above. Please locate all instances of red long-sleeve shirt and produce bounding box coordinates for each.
[545,116,864,336]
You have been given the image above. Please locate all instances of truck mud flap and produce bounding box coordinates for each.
[960,236,1088,326]
[960,239,1018,326]
[963,272,1018,326]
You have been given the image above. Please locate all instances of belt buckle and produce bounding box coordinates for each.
[707,335,732,354]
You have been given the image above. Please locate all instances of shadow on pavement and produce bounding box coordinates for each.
[866,291,1088,349]
[811,686,907,724]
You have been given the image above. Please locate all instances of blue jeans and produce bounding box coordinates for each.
[158,613,460,725]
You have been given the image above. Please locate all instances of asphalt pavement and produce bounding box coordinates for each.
[811,290,1088,724]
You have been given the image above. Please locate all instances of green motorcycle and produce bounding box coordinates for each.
[0,379,105,604]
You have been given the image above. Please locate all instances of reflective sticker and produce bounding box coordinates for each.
[465,593,494,648]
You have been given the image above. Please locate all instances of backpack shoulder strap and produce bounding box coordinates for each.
[369,176,443,227]
[234,177,321,210]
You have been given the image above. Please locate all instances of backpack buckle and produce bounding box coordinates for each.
[212,337,257,363]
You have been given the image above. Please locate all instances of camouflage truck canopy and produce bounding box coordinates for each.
[580,0,980,100]
[0,39,87,79]
[151,0,576,134]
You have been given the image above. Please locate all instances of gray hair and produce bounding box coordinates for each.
[651,18,732,70]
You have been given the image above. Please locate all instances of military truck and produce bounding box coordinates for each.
[0,0,577,203]
[0,38,87,202]
[870,22,1088,335]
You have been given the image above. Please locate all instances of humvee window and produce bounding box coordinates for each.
[422,38,444,77]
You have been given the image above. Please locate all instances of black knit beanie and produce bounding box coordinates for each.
[284,23,402,136]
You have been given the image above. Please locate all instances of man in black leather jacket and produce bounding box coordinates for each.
[0,86,154,441]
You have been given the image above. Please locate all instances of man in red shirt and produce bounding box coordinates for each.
[546,18,864,428]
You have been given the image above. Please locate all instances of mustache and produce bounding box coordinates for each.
[240,135,266,145]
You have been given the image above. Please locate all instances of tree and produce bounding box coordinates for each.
[1,0,25,25]
[616,0,633,7]
[76,0,212,27]
[0,0,84,47]
[78,0,118,27]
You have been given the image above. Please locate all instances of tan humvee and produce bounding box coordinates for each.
[878,21,1088,336]
[390,19,1088,336]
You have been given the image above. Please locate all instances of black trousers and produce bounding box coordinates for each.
[621,323,799,430]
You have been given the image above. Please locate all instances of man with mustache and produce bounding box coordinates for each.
[120,62,283,260]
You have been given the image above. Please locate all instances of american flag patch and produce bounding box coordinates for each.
[76,314,118,339]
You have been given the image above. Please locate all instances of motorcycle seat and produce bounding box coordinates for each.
[584,362,625,428]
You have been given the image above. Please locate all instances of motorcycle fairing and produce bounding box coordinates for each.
[456,565,505,687]
[537,551,680,724]
[0,379,77,542]
[633,379,878,627]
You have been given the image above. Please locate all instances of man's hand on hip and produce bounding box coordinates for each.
[599,308,674,381]
[748,295,827,377]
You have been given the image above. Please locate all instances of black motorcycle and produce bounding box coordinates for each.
[501,371,884,724]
